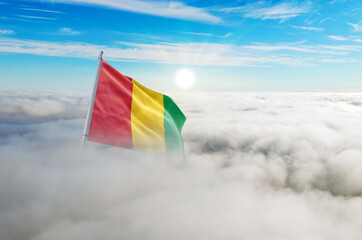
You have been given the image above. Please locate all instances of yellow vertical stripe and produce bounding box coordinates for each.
[131,79,166,154]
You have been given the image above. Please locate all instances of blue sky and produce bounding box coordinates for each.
[0,0,361,92]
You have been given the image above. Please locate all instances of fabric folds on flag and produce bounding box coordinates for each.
[88,60,186,159]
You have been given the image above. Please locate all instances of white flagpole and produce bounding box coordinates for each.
[80,50,103,157]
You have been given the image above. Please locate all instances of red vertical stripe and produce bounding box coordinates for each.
[88,60,134,148]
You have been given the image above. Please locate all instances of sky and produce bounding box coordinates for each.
[0,0,361,92]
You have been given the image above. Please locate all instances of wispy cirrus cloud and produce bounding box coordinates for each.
[292,25,323,31]
[59,27,81,35]
[330,0,348,4]
[0,37,297,66]
[37,0,221,23]
[0,29,15,35]
[329,35,362,43]
[349,21,362,32]
[221,1,310,21]
[242,44,315,53]
[319,17,335,24]
[329,35,348,41]
[179,31,233,38]
[321,58,357,63]
[242,42,362,56]
[16,14,56,20]
[181,32,214,37]
[19,7,64,14]
[222,32,233,38]
[0,37,360,67]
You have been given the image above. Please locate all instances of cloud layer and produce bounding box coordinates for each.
[2,91,362,239]
[1,37,361,67]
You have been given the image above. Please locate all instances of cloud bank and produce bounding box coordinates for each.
[2,91,362,239]
[1,37,361,67]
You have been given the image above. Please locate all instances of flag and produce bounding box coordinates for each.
[88,60,186,159]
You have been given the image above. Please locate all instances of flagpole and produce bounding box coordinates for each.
[80,50,103,157]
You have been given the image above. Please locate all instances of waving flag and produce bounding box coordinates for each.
[87,59,186,159]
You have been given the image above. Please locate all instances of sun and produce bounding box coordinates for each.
[174,68,195,90]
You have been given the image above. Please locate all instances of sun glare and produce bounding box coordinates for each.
[174,68,195,90]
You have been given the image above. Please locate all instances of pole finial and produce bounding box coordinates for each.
[99,50,103,59]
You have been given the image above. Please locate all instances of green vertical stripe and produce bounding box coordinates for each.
[163,95,186,161]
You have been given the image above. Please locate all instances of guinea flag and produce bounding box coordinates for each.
[88,60,186,160]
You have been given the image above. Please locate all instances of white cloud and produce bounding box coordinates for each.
[20,7,64,14]
[59,27,81,35]
[179,32,233,38]
[329,35,362,43]
[0,29,15,35]
[319,44,362,52]
[181,32,213,36]
[319,17,335,24]
[243,44,315,53]
[38,0,221,23]
[0,37,360,67]
[243,43,362,56]
[329,35,348,41]
[221,2,310,21]
[2,92,362,239]
[16,14,56,20]
[222,32,233,38]
[321,58,357,63]
[352,38,362,43]
[330,0,348,3]
[0,37,299,66]
[349,21,362,32]
[292,25,324,31]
